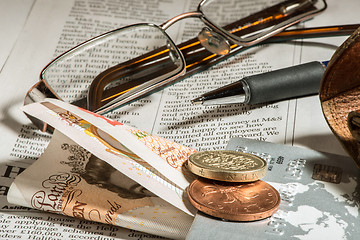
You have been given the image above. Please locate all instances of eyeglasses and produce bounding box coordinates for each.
[26,0,354,131]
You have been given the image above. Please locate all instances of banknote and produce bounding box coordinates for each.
[8,131,193,239]
[20,99,197,213]
[8,99,200,239]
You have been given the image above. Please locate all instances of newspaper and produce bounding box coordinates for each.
[0,0,360,239]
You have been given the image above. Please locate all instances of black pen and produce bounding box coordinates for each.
[191,61,327,105]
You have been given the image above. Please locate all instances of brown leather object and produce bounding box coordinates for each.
[320,27,360,168]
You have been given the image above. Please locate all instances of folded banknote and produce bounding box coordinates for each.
[8,99,198,239]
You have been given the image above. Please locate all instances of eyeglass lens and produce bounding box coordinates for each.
[200,0,326,42]
[43,24,184,111]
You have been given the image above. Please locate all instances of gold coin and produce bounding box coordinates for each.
[187,150,267,182]
[187,178,280,222]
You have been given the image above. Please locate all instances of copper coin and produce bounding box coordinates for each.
[188,150,267,182]
[187,178,280,221]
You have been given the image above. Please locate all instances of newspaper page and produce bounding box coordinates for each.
[1,0,360,239]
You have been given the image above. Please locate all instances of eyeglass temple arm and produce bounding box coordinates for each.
[268,24,360,41]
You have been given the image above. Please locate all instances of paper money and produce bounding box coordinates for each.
[8,99,201,239]
[20,99,197,213]
[8,130,193,239]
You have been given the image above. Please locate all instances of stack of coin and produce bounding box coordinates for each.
[186,150,280,222]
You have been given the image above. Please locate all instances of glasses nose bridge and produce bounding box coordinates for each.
[160,11,203,30]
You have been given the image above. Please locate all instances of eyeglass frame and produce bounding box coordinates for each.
[25,0,328,132]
